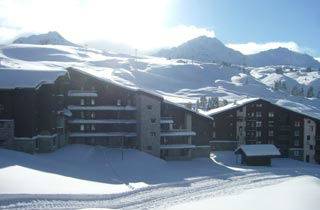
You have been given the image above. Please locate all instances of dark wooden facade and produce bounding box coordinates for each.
[210,99,320,163]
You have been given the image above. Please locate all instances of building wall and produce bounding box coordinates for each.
[303,118,316,163]
[210,99,320,163]
[135,93,161,157]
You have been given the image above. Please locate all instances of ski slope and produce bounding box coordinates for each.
[1,146,320,209]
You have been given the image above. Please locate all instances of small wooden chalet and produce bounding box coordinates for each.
[235,144,281,166]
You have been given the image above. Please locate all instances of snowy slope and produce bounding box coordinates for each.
[13,31,78,47]
[1,42,320,119]
[169,176,320,210]
[155,36,246,64]
[154,36,320,68]
[1,147,320,209]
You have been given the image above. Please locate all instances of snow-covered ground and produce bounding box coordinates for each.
[0,145,320,209]
[1,43,320,118]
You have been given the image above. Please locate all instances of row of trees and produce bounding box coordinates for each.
[273,81,320,98]
[195,96,229,110]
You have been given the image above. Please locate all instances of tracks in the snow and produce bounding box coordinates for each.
[0,171,293,210]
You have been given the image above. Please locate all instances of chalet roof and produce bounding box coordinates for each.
[0,68,66,89]
[235,144,281,157]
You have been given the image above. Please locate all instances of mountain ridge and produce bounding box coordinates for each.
[154,36,320,68]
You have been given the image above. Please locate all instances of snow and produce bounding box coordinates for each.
[1,43,320,121]
[0,68,66,89]
[235,144,281,157]
[168,176,320,210]
[1,147,320,209]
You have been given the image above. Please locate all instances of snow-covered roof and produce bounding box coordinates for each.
[160,144,196,149]
[0,68,66,89]
[235,144,281,157]
[202,98,260,116]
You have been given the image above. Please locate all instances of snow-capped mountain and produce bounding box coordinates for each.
[155,36,320,68]
[155,36,246,65]
[1,33,320,119]
[13,31,78,47]
[247,47,320,68]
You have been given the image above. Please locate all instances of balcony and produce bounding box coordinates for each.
[68,119,137,124]
[68,105,136,111]
[160,117,174,124]
[68,90,98,97]
[160,129,196,137]
[69,132,137,138]
[160,144,196,149]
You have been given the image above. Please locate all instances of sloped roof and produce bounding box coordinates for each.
[235,144,281,157]
[0,68,66,89]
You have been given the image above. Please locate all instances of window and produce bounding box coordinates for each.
[117,99,121,106]
[150,132,156,137]
[147,105,152,110]
[80,124,85,131]
[310,126,314,132]
[268,121,274,127]
[310,145,314,150]
[268,130,274,137]
[256,111,262,117]
[53,138,56,146]
[307,135,311,141]
[147,146,152,150]
[256,131,262,137]
[268,112,274,117]
[256,103,263,107]
[294,121,301,127]
[294,130,300,137]
[80,99,85,106]
[91,99,95,105]
[91,112,95,119]
[35,139,39,150]
[150,118,156,123]
[294,139,299,146]
[213,131,216,138]
[294,150,300,156]
[80,111,85,118]
[91,125,95,131]
[256,121,262,127]
[0,104,4,114]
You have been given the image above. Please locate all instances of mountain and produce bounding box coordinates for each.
[13,31,78,47]
[247,47,320,68]
[154,36,320,68]
[155,36,246,64]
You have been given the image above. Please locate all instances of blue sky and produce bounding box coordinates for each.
[0,0,319,58]
[167,0,320,57]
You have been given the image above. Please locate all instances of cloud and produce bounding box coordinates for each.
[0,0,214,50]
[227,42,300,55]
